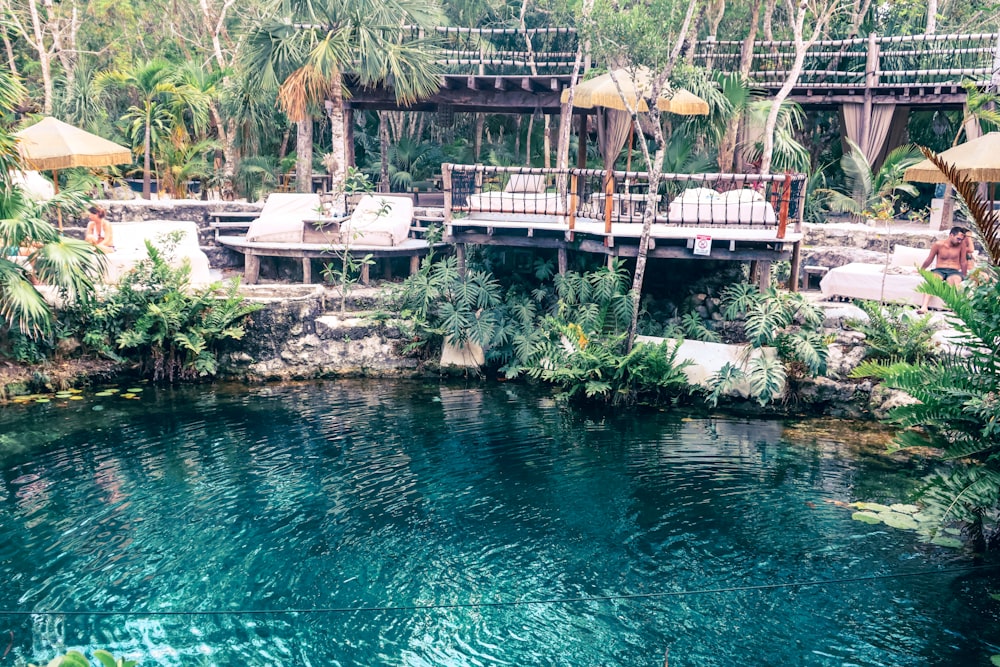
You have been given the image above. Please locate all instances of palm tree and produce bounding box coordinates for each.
[1,70,103,346]
[818,140,923,220]
[97,59,183,199]
[245,0,444,207]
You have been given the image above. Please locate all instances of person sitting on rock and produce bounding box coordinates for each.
[917,226,967,314]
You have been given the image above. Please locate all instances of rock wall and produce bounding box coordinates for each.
[217,285,428,382]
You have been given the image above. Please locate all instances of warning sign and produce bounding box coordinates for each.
[693,234,712,256]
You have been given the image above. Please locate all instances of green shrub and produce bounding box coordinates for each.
[845,300,936,365]
[64,234,261,380]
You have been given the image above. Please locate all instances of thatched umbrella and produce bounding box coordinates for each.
[904,132,1000,184]
[15,117,132,229]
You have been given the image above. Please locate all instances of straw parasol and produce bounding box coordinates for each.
[560,66,710,114]
[560,66,709,175]
[14,117,132,229]
[903,132,1000,184]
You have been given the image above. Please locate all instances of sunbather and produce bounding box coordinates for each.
[916,226,967,313]
[85,205,115,252]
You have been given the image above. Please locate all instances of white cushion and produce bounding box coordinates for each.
[673,187,719,203]
[341,195,413,246]
[105,220,211,286]
[719,188,764,203]
[246,193,322,243]
[504,173,546,193]
[890,245,928,269]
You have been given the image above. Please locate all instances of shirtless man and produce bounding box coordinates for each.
[916,226,967,314]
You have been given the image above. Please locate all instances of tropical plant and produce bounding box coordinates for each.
[851,147,1000,550]
[64,233,261,380]
[817,140,923,220]
[844,300,936,364]
[744,99,812,173]
[244,0,444,201]
[233,155,278,202]
[706,283,829,406]
[1,70,104,354]
[97,59,184,199]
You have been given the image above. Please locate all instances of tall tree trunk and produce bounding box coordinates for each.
[25,0,53,114]
[295,115,313,193]
[474,113,484,161]
[143,110,153,199]
[925,0,938,34]
[379,111,390,193]
[718,0,761,172]
[627,0,700,351]
[327,70,348,214]
[760,0,837,175]
[543,115,552,169]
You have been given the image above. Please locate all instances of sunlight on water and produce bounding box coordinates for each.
[0,380,997,666]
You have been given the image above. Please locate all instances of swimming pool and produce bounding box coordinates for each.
[0,380,996,666]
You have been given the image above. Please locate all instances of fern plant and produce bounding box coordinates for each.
[64,236,261,381]
[845,300,936,364]
[851,146,1000,550]
[707,284,829,406]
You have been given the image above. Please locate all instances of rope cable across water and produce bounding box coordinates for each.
[2,564,997,618]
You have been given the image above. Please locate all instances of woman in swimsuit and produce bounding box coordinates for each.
[84,205,114,252]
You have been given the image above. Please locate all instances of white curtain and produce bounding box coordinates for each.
[596,108,632,173]
[840,103,897,166]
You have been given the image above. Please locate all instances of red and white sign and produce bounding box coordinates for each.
[693,234,712,256]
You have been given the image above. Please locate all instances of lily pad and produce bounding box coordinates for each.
[854,502,892,513]
[121,393,136,399]
[55,392,72,398]
[94,391,115,397]
[34,398,50,403]
[989,593,1000,602]
[105,388,121,393]
[990,656,1000,667]
[92,405,105,412]
[126,387,144,393]
[890,504,920,515]
[930,536,963,549]
[877,511,920,530]
[852,511,882,524]
[68,395,84,401]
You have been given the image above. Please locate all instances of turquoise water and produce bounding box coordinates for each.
[0,380,997,666]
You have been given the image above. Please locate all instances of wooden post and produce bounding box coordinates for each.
[776,172,792,239]
[758,261,771,291]
[442,164,453,226]
[861,33,879,157]
[568,170,578,231]
[604,171,614,236]
[558,247,568,275]
[789,241,801,293]
[302,258,312,284]
[245,254,260,284]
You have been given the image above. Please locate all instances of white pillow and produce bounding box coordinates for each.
[890,245,929,269]
[720,188,764,203]
[504,173,546,193]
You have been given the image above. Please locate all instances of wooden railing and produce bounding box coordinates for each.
[442,164,806,239]
[690,32,1000,87]
[398,26,999,88]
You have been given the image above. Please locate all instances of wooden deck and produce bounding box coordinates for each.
[217,235,443,285]
[441,165,806,290]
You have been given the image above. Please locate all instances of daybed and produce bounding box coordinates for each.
[218,193,428,284]
[336,194,413,246]
[466,173,566,216]
[664,187,777,226]
[104,220,212,286]
[245,192,323,243]
[819,244,944,309]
